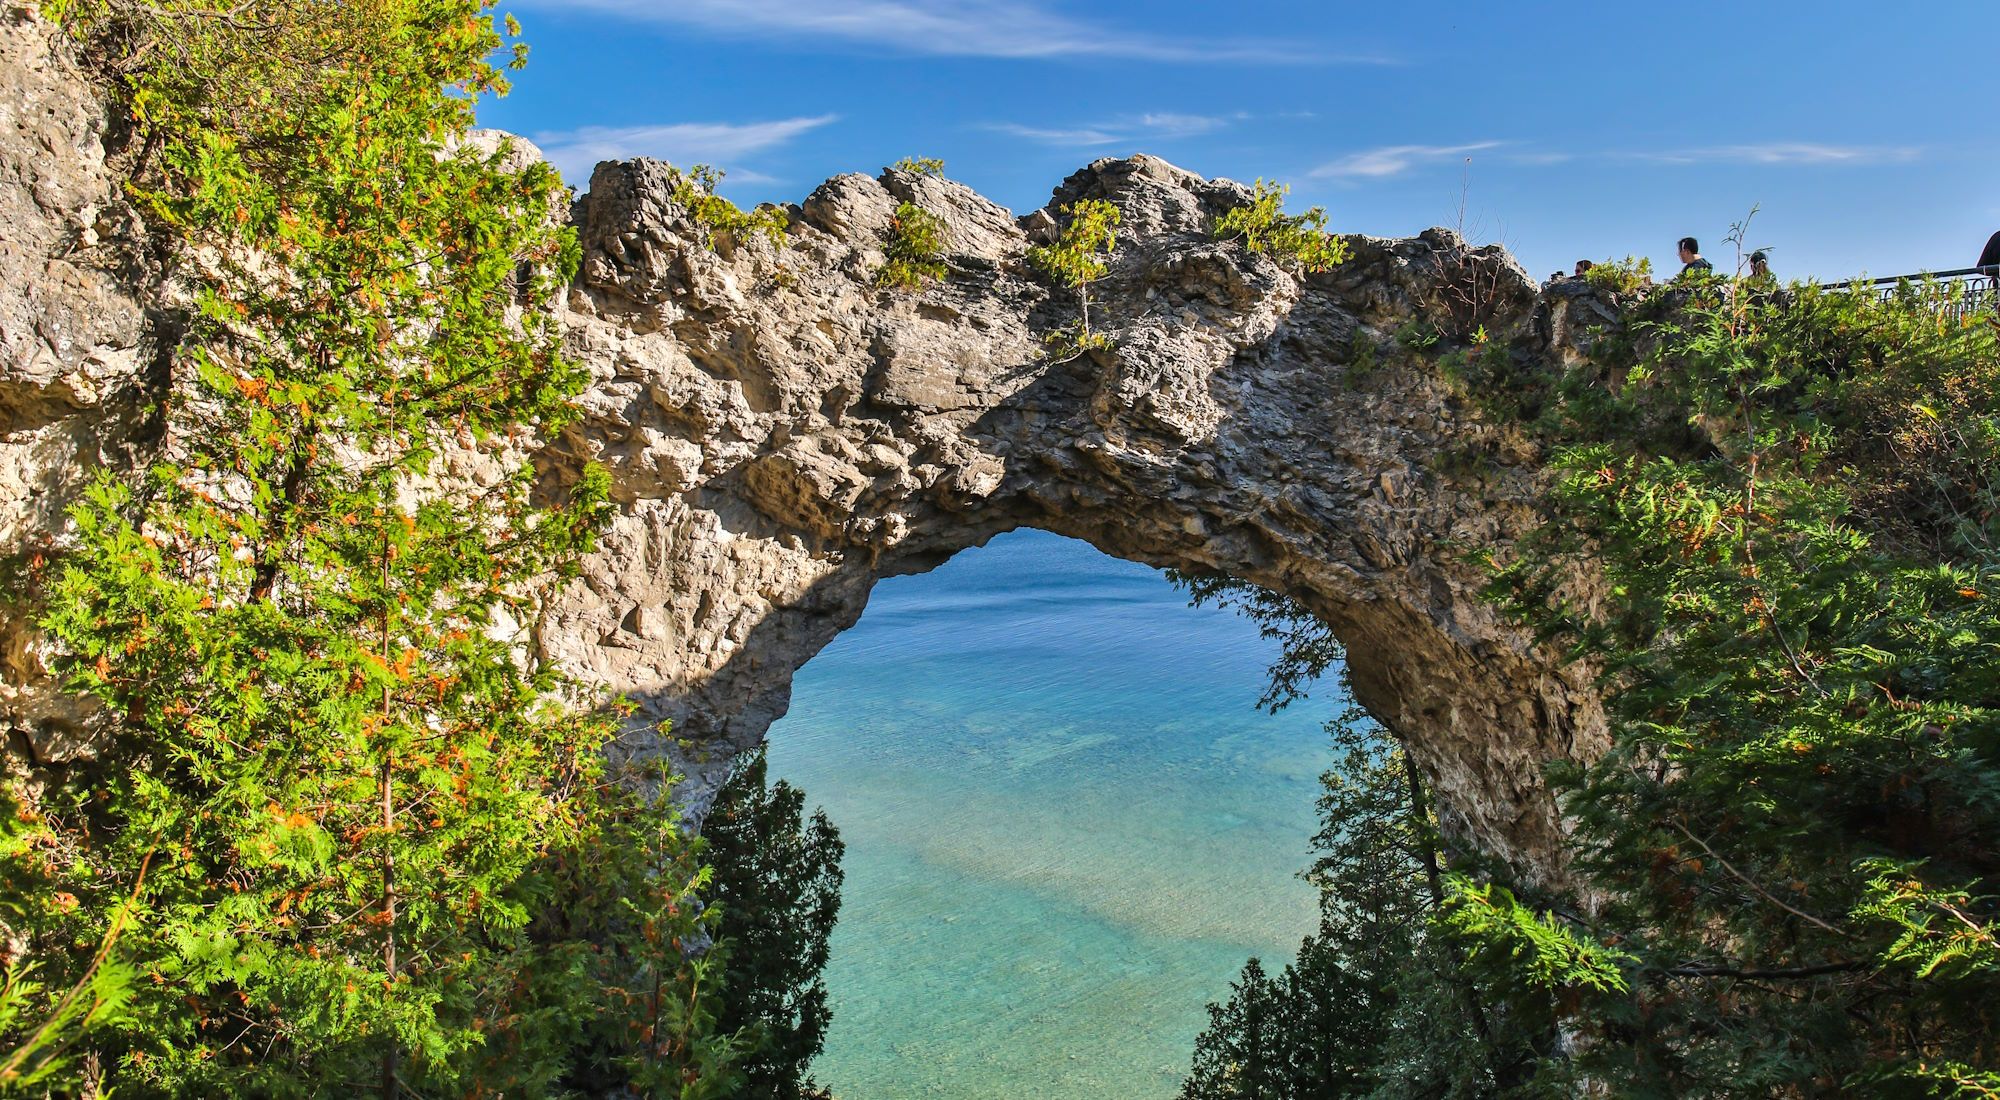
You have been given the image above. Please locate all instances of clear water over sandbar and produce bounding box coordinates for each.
[765,530,1340,1099]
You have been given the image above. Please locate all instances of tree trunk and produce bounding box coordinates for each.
[249,430,314,603]
[1401,743,1507,1084]
[380,751,398,1098]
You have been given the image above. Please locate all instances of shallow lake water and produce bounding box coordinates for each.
[765,529,1339,1099]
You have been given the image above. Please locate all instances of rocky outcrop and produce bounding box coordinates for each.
[1,11,1616,879]
[543,155,1607,877]
[0,5,156,764]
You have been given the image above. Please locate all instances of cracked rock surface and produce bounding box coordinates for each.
[1,6,156,763]
[3,12,1616,878]
[546,153,1608,877]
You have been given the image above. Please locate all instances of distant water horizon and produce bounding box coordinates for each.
[765,529,1340,1099]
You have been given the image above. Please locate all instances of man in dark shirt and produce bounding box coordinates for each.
[1677,236,1712,278]
[1980,232,2000,313]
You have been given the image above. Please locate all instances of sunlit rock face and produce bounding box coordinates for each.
[2,10,1614,879]
[0,8,158,763]
[545,154,1609,880]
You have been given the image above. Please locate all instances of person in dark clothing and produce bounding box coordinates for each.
[1677,236,1712,278]
[1980,232,2000,313]
[1747,250,1772,281]
[1978,230,2000,276]
[1574,259,1595,277]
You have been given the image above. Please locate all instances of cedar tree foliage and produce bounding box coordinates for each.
[4,2,745,1095]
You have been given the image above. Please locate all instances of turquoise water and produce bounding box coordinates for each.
[764,530,1338,1099]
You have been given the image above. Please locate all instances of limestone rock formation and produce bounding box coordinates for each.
[545,154,1605,876]
[1,10,1616,879]
[0,5,154,763]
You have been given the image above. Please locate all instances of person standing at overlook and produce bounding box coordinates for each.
[1979,231,2000,314]
[1677,236,1712,278]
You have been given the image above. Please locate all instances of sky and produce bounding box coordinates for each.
[479,0,2000,283]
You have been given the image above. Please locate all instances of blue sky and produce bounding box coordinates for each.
[481,1,2000,282]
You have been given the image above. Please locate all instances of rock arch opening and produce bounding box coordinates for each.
[0,72,1611,877]
[0,14,1611,878]
[762,528,1332,1099]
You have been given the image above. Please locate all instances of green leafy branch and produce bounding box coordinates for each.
[1211,179,1347,273]
[1856,859,1998,981]
[1581,255,1654,294]
[1435,875,1632,993]
[668,164,788,251]
[888,156,945,177]
[1026,198,1120,357]
[874,200,948,291]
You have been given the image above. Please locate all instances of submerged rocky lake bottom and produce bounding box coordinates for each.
[765,530,1338,1098]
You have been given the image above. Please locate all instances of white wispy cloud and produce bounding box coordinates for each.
[1630,142,1920,166]
[522,0,1386,64]
[1306,140,1919,183]
[1133,112,1234,138]
[988,111,1242,147]
[533,115,840,185]
[1310,141,1505,180]
[986,123,1122,146]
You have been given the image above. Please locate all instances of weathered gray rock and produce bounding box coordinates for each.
[547,154,1606,877]
[1,14,1614,881]
[0,6,154,763]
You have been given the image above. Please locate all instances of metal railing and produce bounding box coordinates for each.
[1822,265,2000,326]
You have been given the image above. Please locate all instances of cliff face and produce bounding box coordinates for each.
[0,6,157,762]
[0,11,1622,879]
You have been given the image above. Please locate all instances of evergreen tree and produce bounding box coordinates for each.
[4,2,740,1094]
[1183,957,1286,1099]
[1180,705,1540,1100]
[1183,274,2000,1098]
[1175,581,1541,1099]
[705,750,846,1099]
[1472,274,2000,1092]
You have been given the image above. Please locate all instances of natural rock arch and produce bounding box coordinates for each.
[0,14,1618,876]
[536,154,1613,878]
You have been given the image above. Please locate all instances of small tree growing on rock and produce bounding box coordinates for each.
[874,200,949,291]
[1580,255,1653,295]
[1211,179,1348,273]
[889,156,945,177]
[669,163,790,251]
[1027,198,1121,357]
